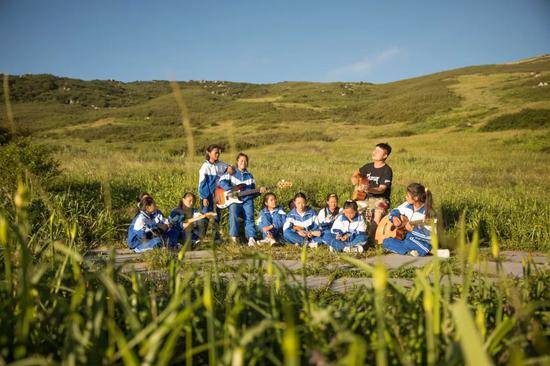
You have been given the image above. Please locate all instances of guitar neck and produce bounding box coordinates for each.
[409,219,431,226]
[237,184,276,198]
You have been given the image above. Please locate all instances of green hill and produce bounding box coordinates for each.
[1,55,549,250]
[2,54,549,151]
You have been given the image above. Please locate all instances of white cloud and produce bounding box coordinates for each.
[327,46,402,81]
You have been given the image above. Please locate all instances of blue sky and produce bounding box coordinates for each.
[1,0,549,83]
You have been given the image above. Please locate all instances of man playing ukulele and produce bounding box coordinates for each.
[350,142,393,238]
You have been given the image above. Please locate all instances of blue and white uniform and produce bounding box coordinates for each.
[167,207,201,247]
[283,208,321,245]
[257,206,287,240]
[382,202,432,256]
[198,159,229,228]
[218,169,259,239]
[316,207,342,241]
[324,213,367,251]
[127,210,170,253]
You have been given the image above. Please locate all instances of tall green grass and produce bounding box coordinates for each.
[1,180,549,364]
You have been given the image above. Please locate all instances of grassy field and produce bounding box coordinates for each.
[0,55,549,364]
[2,55,549,251]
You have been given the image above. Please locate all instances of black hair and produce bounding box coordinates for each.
[325,193,340,218]
[138,196,155,212]
[205,144,222,160]
[288,199,295,210]
[263,192,277,209]
[406,183,434,219]
[376,142,392,157]
[343,199,358,212]
[178,192,196,209]
[137,192,151,203]
[236,152,249,164]
[293,192,307,201]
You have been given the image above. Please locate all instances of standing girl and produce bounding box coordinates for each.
[325,200,367,253]
[382,183,434,257]
[218,152,266,246]
[283,192,322,247]
[257,193,287,245]
[198,144,233,240]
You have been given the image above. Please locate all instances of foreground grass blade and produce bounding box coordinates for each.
[450,300,493,366]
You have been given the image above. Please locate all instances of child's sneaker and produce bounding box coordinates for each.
[230,237,239,245]
[308,241,318,249]
[409,250,419,257]
[343,245,364,254]
[247,237,257,247]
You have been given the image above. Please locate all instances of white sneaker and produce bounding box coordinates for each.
[268,237,277,246]
[343,245,364,254]
[409,250,419,257]
[247,237,257,247]
[307,241,318,249]
[230,237,239,244]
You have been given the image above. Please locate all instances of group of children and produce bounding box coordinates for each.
[128,143,435,257]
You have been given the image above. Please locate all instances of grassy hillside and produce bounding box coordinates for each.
[1,55,549,250]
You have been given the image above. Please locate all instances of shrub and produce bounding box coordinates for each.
[480,108,550,131]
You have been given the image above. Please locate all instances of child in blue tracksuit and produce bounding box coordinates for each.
[324,200,367,253]
[167,192,202,249]
[198,144,233,239]
[218,152,266,246]
[257,193,287,245]
[382,183,434,257]
[283,192,322,247]
[128,196,172,253]
[316,193,342,243]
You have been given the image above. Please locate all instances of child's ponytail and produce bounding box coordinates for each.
[424,188,434,219]
[406,183,435,219]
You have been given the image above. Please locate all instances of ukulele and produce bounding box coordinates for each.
[214,180,293,209]
[169,212,217,228]
[375,215,432,245]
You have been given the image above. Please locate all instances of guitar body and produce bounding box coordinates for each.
[214,185,245,209]
[351,174,370,201]
[352,190,368,201]
[214,180,293,209]
[375,215,406,245]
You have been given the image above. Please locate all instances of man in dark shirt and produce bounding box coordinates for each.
[351,142,393,238]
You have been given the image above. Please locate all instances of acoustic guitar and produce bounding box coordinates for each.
[351,174,370,201]
[214,180,293,209]
[374,215,431,245]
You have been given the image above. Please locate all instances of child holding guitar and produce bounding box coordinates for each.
[283,192,322,247]
[382,183,434,257]
[198,144,234,241]
[218,152,266,246]
[351,142,393,238]
[168,192,216,249]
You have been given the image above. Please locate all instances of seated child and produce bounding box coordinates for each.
[127,196,172,253]
[257,193,287,245]
[316,193,342,241]
[283,192,322,247]
[325,200,367,253]
[382,183,434,257]
[168,192,202,249]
